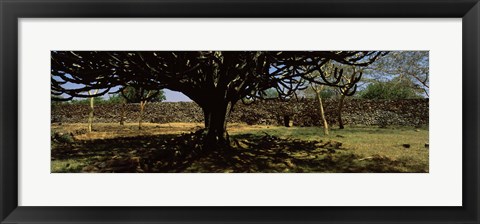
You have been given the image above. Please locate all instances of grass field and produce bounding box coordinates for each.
[51,122,429,173]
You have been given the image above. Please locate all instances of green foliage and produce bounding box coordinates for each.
[68,97,106,105]
[51,159,89,173]
[259,88,279,99]
[359,78,423,100]
[363,51,429,96]
[121,86,166,103]
[105,93,126,104]
[319,87,337,99]
[300,86,338,99]
[51,131,74,144]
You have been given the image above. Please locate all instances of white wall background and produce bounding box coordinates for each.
[18,18,462,206]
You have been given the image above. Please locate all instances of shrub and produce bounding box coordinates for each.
[359,79,422,100]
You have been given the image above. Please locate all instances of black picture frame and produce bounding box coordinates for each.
[1,0,479,223]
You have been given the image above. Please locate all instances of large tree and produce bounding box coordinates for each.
[51,51,385,148]
[363,51,429,96]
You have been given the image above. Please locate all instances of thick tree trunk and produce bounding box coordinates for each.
[203,107,210,129]
[88,97,94,132]
[337,94,346,129]
[314,87,329,135]
[203,101,232,149]
[138,101,146,130]
[283,115,291,127]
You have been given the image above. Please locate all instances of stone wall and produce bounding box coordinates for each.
[52,99,429,127]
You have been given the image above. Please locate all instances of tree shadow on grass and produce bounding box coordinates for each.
[51,131,426,173]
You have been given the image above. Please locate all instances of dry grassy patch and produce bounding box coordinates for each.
[51,122,272,140]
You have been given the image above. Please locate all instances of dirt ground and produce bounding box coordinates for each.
[51,122,272,141]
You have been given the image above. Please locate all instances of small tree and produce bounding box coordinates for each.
[310,84,329,135]
[299,85,337,100]
[105,93,125,104]
[86,89,100,132]
[336,66,365,129]
[306,61,363,134]
[120,86,165,129]
[106,93,128,125]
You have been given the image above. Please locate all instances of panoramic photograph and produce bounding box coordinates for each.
[51,51,429,173]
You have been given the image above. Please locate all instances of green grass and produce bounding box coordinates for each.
[51,124,429,173]
[237,125,429,172]
[51,159,88,173]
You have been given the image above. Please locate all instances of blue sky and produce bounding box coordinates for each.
[164,89,192,102]
[55,78,192,102]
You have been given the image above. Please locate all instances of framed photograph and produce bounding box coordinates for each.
[1,0,479,223]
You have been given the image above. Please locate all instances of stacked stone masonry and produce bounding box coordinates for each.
[52,99,429,127]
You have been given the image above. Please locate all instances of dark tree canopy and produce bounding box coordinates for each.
[51,51,386,148]
[52,51,384,100]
